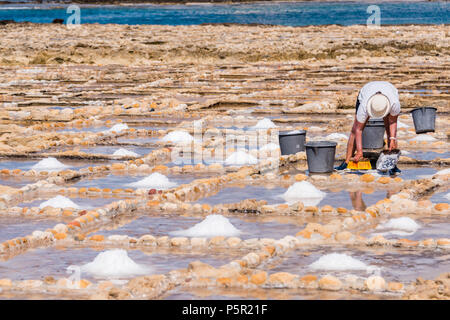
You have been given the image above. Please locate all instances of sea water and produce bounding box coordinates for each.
[0,2,448,25]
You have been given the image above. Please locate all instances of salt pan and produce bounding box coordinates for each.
[127,172,177,189]
[80,249,150,279]
[161,130,194,144]
[309,253,369,271]
[225,150,258,165]
[251,118,277,129]
[170,214,241,238]
[32,157,69,171]
[39,195,80,209]
[113,148,139,157]
[282,181,326,206]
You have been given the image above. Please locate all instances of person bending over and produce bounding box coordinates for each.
[335,81,401,174]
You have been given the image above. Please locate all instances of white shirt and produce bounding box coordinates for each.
[356,81,401,123]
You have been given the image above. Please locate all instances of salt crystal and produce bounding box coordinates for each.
[259,143,280,151]
[282,181,325,206]
[161,130,194,144]
[80,249,150,279]
[225,150,258,165]
[251,118,277,129]
[39,195,81,209]
[435,168,450,176]
[106,123,129,133]
[113,148,139,157]
[127,172,177,189]
[170,214,241,238]
[376,217,420,234]
[309,253,369,271]
[32,157,69,171]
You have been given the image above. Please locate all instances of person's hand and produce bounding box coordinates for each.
[389,138,398,151]
[352,151,364,162]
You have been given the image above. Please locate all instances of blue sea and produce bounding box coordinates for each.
[0,1,448,26]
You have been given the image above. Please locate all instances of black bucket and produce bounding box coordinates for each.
[279,130,306,155]
[305,141,337,173]
[362,118,385,149]
[411,107,437,134]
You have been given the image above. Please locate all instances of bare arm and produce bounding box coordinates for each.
[353,120,365,161]
[387,114,398,150]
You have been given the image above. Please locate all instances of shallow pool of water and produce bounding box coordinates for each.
[265,246,450,283]
[0,176,39,188]
[69,172,210,190]
[93,214,304,240]
[318,189,392,211]
[196,185,287,206]
[116,136,160,145]
[383,167,437,180]
[0,158,111,171]
[18,196,129,210]
[406,151,450,161]
[55,126,109,133]
[367,215,450,242]
[78,145,155,157]
[0,246,241,281]
[426,191,449,204]
[0,216,63,243]
[196,184,392,210]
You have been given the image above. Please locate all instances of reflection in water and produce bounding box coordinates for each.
[349,191,365,212]
[348,189,396,211]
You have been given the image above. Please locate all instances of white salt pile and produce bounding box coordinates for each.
[193,119,204,128]
[80,249,150,279]
[106,123,129,133]
[113,148,139,157]
[376,217,420,234]
[39,195,80,209]
[251,118,277,129]
[410,135,437,142]
[170,215,241,238]
[225,150,258,165]
[259,143,280,152]
[435,168,450,176]
[309,253,369,271]
[32,157,69,171]
[161,130,194,144]
[326,133,348,140]
[127,172,177,189]
[282,181,326,206]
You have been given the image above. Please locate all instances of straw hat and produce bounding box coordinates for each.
[367,93,391,119]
